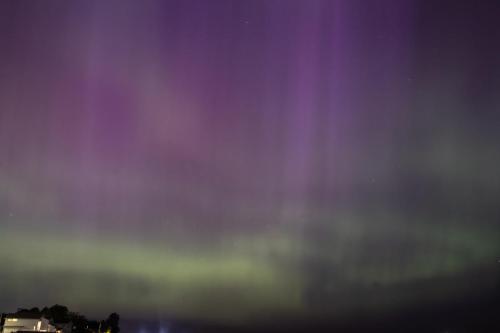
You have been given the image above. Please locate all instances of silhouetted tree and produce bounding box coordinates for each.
[49,304,69,323]
[105,313,119,333]
[87,320,100,333]
[69,312,88,333]
[41,307,51,319]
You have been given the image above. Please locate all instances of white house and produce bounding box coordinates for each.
[2,314,56,333]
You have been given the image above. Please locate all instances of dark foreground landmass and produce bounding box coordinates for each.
[122,286,500,333]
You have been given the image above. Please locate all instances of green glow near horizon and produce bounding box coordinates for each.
[1,218,498,322]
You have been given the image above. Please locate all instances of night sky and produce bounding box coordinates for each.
[1,0,500,328]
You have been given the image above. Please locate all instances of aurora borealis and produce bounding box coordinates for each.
[1,0,500,328]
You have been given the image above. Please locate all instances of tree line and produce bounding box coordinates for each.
[12,305,119,333]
